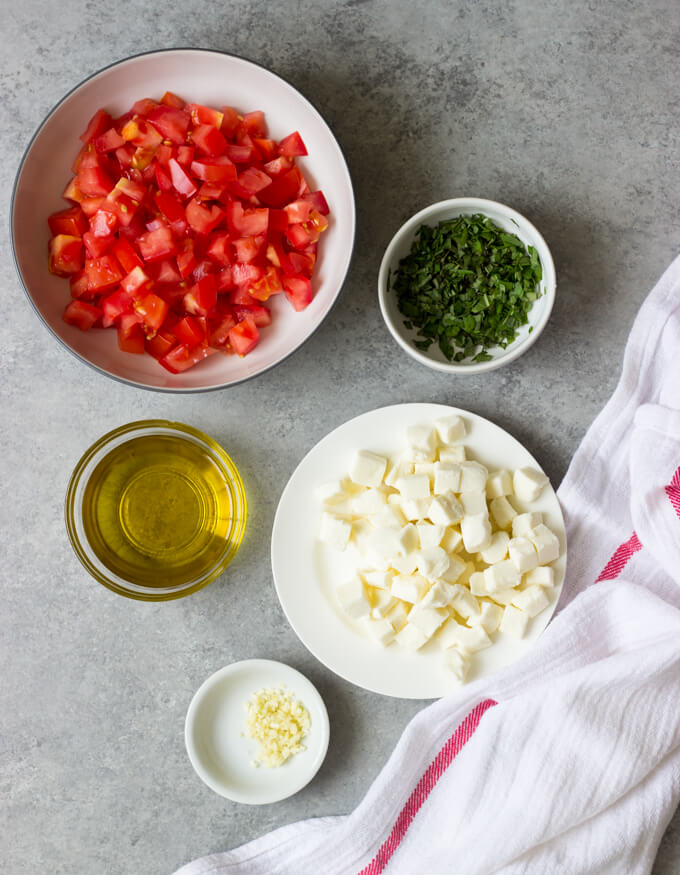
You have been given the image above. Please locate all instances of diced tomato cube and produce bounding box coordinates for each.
[154,258,182,284]
[185,103,223,128]
[134,292,169,335]
[219,106,241,138]
[232,235,265,264]
[137,226,177,262]
[176,145,195,167]
[131,98,158,117]
[237,111,266,139]
[83,254,124,292]
[206,233,232,268]
[224,143,256,163]
[282,274,313,311]
[101,288,133,327]
[284,199,313,224]
[121,117,163,149]
[258,167,302,208]
[117,317,146,354]
[174,315,207,346]
[302,190,330,215]
[231,262,263,290]
[226,201,268,237]
[63,300,102,330]
[145,329,177,359]
[69,269,92,300]
[185,198,224,235]
[215,266,234,292]
[83,230,114,258]
[228,318,259,356]
[80,109,113,144]
[190,156,237,184]
[248,265,283,301]
[252,138,277,162]
[263,156,293,176]
[159,342,214,373]
[155,162,174,192]
[154,190,186,225]
[161,91,185,110]
[120,265,153,298]
[49,235,84,277]
[234,303,272,327]
[78,165,115,197]
[230,166,271,198]
[191,124,227,156]
[111,237,144,274]
[94,128,126,153]
[90,209,119,238]
[48,206,88,237]
[183,274,217,315]
[168,158,198,197]
[277,131,308,157]
[146,105,191,144]
[176,239,198,278]
[208,311,237,347]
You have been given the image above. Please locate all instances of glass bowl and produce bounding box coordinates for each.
[65,420,247,600]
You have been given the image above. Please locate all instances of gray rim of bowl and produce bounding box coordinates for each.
[10,47,357,394]
[378,197,556,374]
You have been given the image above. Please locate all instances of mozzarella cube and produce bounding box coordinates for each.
[384,458,413,488]
[469,571,489,596]
[413,462,435,481]
[316,478,350,505]
[440,526,463,553]
[524,566,555,588]
[527,524,560,564]
[428,493,464,526]
[460,513,492,552]
[500,604,529,638]
[370,587,398,618]
[337,575,371,619]
[406,424,439,461]
[513,467,549,502]
[399,496,431,522]
[460,491,488,516]
[386,600,409,632]
[435,414,466,444]
[483,559,521,593]
[372,504,407,529]
[422,581,457,608]
[489,495,517,530]
[397,524,419,553]
[395,622,429,650]
[416,546,450,582]
[438,445,466,464]
[362,570,393,590]
[512,511,543,538]
[408,603,448,638]
[455,560,477,586]
[469,601,503,634]
[486,470,513,499]
[391,552,419,575]
[416,522,445,549]
[459,461,488,492]
[450,587,480,620]
[433,462,462,495]
[512,585,550,618]
[364,528,402,567]
[352,488,387,515]
[350,450,387,487]
[439,619,491,652]
[439,554,468,584]
[363,617,395,646]
[479,530,510,565]
[508,536,540,573]
[319,512,352,551]
[443,647,469,682]
[391,573,428,603]
[396,474,431,501]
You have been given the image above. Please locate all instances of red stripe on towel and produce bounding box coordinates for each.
[358,698,497,875]
[595,532,642,581]
[665,466,680,520]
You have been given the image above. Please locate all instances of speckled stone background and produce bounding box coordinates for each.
[2,1,679,872]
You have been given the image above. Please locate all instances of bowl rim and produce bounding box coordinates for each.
[377,197,556,374]
[10,47,356,394]
[64,418,247,600]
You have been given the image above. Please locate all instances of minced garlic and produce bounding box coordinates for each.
[245,686,311,768]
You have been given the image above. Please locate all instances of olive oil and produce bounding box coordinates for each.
[81,433,239,587]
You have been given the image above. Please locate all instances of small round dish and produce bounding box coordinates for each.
[11,48,355,392]
[378,198,556,374]
[185,659,330,803]
[65,419,246,600]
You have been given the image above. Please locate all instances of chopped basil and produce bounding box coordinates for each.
[390,214,543,363]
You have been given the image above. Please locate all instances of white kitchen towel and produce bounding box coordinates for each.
[174,255,680,875]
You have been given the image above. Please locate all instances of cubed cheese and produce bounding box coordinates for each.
[386,600,409,632]
[319,512,352,551]
[486,470,513,499]
[469,571,489,596]
[512,511,543,538]
[406,425,439,461]
[372,504,408,529]
[479,530,510,565]
[433,462,462,495]
[439,554,468,584]
[443,647,469,682]
[383,458,413,488]
[460,492,488,516]
[438,445,466,464]
[428,493,464,526]
[352,488,387,515]
[508,536,540,573]
[363,617,396,646]
[370,587,398,617]
[391,573,428,603]
[316,478,350,505]
[362,570,393,590]
[399,496,431,522]
[524,565,555,588]
[391,552,419,575]
[439,619,491,652]
[489,495,517,530]
[397,523,419,553]
[527,524,560,564]
[511,585,550,618]
[460,513,492,552]
[440,526,463,553]
[469,601,503,634]
[416,546,450,582]
[336,575,371,619]
[363,527,403,567]
[459,461,489,492]
[513,467,549,502]
[483,559,521,593]
[500,604,529,638]
[396,473,431,501]
[422,580,458,608]
[349,450,387,487]
[416,522,445,549]
[434,414,466,444]
[395,622,429,650]
[408,603,448,638]
[450,586,480,620]
[488,588,519,606]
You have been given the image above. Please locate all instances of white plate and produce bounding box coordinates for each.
[271,403,566,699]
[12,49,355,392]
[184,659,329,803]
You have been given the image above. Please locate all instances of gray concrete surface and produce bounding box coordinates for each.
[2,1,679,872]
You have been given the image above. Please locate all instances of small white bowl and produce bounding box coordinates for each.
[185,659,329,804]
[11,49,355,392]
[378,198,556,374]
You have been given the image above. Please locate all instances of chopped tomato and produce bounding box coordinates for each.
[184,275,217,315]
[159,342,214,373]
[283,274,313,311]
[63,299,102,329]
[228,318,259,356]
[191,124,227,156]
[134,292,169,334]
[147,105,191,144]
[174,315,207,346]
[49,235,84,276]
[278,131,308,157]
[80,110,113,144]
[48,206,89,237]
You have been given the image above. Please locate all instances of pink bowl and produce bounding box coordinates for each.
[11,49,355,392]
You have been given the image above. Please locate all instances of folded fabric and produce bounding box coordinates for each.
[174,254,680,875]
